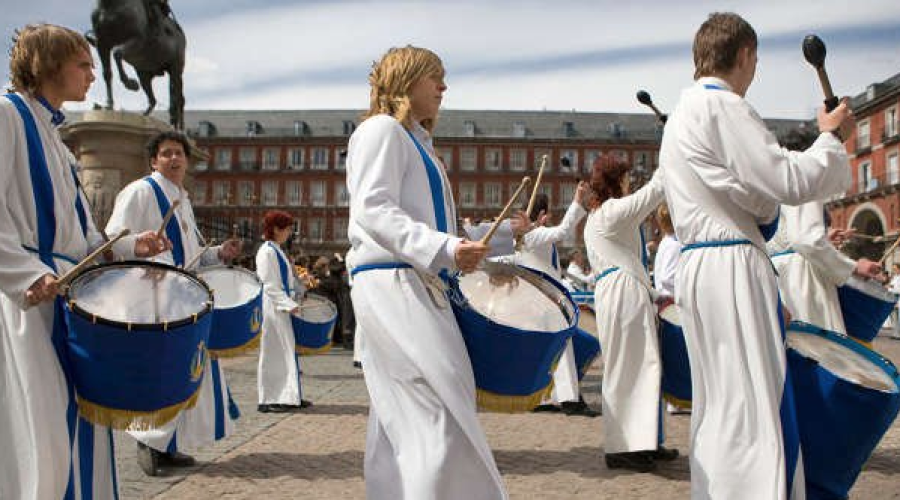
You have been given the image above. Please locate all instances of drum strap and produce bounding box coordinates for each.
[593,266,620,284]
[771,248,796,258]
[5,92,82,500]
[680,238,752,253]
[144,176,185,266]
[551,243,559,271]
[268,241,294,295]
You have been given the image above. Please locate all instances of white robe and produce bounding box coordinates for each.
[0,93,122,499]
[768,202,855,333]
[653,234,681,300]
[106,171,238,453]
[584,171,665,453]
[347,115,507,500]
[256,242,302,405]
[517,201,587,405]
[660,77,851,500]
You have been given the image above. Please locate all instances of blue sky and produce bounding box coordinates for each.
[2,0,899,119]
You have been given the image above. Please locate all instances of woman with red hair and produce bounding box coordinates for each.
[255,210,311,412]
[583,154,676,472]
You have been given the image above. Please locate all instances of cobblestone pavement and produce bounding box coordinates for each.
[114,335,900,499]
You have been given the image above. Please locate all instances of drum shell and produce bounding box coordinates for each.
[659,307,692,404]
[838,279,897,343]
[292,294,337,355]
[787,322,900,499]
[199,266,264,356]
[572,328,601,381]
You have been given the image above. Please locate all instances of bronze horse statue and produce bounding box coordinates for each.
[86,0,186,130]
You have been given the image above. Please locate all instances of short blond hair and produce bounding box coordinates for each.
[8,23,90,95]
[692,12,757,80]
[364,46,444,133]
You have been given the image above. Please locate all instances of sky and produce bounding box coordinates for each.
[1,0,899,120]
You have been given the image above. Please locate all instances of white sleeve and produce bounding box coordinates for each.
[106,182,150,260]
[256,246,299,313]
[601,170,666,232]
[523,201,586,248]
[789,202,855,286]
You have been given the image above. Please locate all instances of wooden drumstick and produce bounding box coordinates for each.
[184,240,214,271]
[56,229,131,289]
[879,235,900,266]
[525,155,548,218]
[157,199,180,237]
[481,177,531,245]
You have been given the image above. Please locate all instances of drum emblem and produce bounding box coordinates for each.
[190,341,208,382]
[250,306,262,334]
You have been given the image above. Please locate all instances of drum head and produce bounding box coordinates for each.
[198,266,262,308]
[300,294,337,322]
[68,262,212,326]
[845,276,898,303]
[457,261,576,332]
[787,328,897,393]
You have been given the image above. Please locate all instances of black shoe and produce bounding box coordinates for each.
[258,404,289,413]
[136,442,159,477]
[532,404,561,413]
[352,361,362,369]
[605,451,656,472]
[560,400,601,417]
[652,446,679,461]
[299,399,313,409]
[158,451,196,467]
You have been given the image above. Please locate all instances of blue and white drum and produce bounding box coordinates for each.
[291,293,337,355]
[838,276,898,344]
[64,261,213,430]
[450,262,577,412]
[658,303,692,406]
[197,265,263,357]
[787,321,900,500]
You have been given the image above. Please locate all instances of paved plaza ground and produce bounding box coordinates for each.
[114,335,900,499]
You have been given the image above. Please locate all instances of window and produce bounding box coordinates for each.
[886,107,898,138]
[560,150,578,174]
[214,149,232,171]
[484,148,502,172]
[464,120,476,137]
[262,180,278,206]
[889,152,899,185]
[193,181,207,205]
[308,218,324,241]
[194,147,209,172]
[858,120,871,149]
[239,147,256,171]
[460,147,477,172]
[287,148,304,170]
[333,218,348,242]
[610,149,628,164]
[460,182,477,208]
[513,121,526,138]
[510,148,527,171]
[858,161,872,192]
[560,182,576,205]
[311,147,329,170]
[538,184,553,206]
[336,149,347,170]
[584,150,601,174]
[310,180,326,206]
[262,148,280,170]
[534,148,552,172]
[212,181,230,205]
[335,183,350,207]
[238,181,255,204]
[438,147,454,171]
[286,181,302,206]
[484,182,502,208]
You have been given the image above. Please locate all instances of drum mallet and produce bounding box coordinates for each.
[184,240,214,271]
[482,177,532,246]
[157,199,180,236]
[636,90,668,124]
[802,35,839,112]
[56,229,131,290]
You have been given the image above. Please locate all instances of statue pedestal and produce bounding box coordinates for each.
[61,110,205,229]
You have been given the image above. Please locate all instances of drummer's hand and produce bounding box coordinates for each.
[854,258,882,280]
[25,273,59,306]
[134,230,172,258]
[818,97,854,142]
[781,304,792,332]
[218,238,242,262]
[509,210,531,237]
[290,306,300,315]
[535,210,549,227]
[455,240,489,273]
[575,181,591,209]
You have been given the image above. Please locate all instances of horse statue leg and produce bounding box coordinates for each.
[168,63,185,130]
[113,47,141,92]
[96,43,116,109]
[137,70,157,116]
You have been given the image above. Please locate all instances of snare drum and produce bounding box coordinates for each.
[197,265,263,357]
[838,276,898,344]
[449,262,577,412]
[659,304,692,406]
[64,261,213,430]
[291,293,338,355]
[787,321,900,500]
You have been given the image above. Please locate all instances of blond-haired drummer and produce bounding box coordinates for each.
[346,45,507,499]
[0,23,168,500]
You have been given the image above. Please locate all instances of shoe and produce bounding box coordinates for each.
[652,446,679,461]
[605,451,656,472]
[258,404,289,413]
[136,442,159,477]
[560,400,601,417]
[299,399,313,409]
[532,404,561,413]
[352,361,362,369]
[158,451,196,467]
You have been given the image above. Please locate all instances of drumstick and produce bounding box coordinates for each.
[879,236,900,266]
[56,229,131,289]
[802,35,839,112]
[157,200,180,237]
[481,177,531,246]
[524,155,548,218]
[184,240,213,271]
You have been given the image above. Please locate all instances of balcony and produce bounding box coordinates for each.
[884,126,900,146]
[831,172,900,206]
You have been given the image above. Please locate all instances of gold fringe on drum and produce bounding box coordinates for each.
[662,393,692,410]
[475,382,554,413]
[296,343,333,356]
[75,385,202,431]
[209,330,262,359]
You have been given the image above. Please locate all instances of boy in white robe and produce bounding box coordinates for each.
[0,24,169,500]
[106,131,243,476]
[347,46,507,500]
[660,12,855,500]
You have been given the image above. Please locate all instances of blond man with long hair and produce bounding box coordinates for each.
[346,46,507,499]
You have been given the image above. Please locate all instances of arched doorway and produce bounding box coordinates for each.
[845,206,887,261]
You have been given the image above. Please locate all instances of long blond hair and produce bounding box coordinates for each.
[364,46,444,133]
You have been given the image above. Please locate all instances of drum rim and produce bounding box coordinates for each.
[195,264,263,286]
[65,260,214,331]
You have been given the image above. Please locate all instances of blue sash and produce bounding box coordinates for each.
[405,129,451,278]
[144,176,185,266]
[551,243,559,271]
[268,241,292,294]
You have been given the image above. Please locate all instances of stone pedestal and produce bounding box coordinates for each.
[61,110,206,229]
